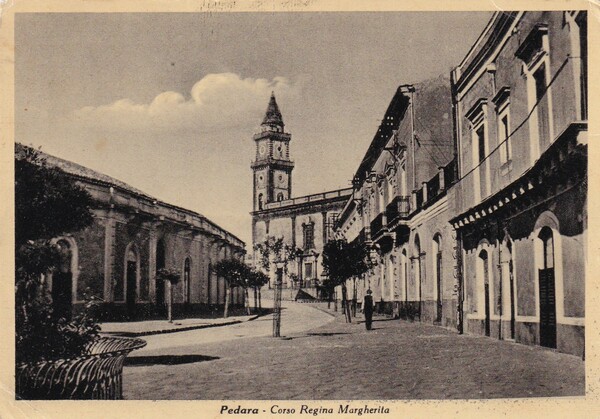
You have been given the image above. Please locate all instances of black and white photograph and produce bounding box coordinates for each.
[1,1,595,416]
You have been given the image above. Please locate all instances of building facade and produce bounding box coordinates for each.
[336,75,460,329]
[334,10,587,356]
[250,94,352,290]
[449,11,587,356]
[19,144,246,321]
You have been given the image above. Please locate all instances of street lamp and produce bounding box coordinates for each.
[273,259,284,337]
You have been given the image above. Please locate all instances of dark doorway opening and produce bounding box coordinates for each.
[52,240,73,321]
[539,227,557,348]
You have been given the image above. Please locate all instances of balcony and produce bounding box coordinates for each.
[386,195,410,225]
[370,213,386,241]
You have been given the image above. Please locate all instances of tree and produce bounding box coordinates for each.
[253,236,300,310]
[211,259,248,318]
[156,268,181,322]
[15,145,98,363]
[247,268,269,313]
[321,239,372,323]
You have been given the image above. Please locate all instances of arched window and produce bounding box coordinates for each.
[277,192,284,202]
[184,257,191,304]
[258,193,264,210]
[539,227,554,269]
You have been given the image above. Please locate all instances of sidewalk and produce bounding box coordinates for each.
[99,314,261,337]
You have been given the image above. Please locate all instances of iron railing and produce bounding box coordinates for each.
[16,336,146,400]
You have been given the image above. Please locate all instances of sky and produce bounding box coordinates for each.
[15,12,492,246]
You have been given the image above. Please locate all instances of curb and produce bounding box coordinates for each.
[101,314,261,337]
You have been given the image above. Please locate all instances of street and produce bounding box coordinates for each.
[122,301,584,399]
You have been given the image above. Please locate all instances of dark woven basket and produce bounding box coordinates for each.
[16,336,146,400]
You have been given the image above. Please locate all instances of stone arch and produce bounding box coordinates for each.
[50,236,79,320]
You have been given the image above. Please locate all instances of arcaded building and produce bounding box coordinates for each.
[18,144,246,321]
[250,94,352,290]
[449,11,587,355]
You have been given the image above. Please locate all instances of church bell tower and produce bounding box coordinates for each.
[251,92,294,211]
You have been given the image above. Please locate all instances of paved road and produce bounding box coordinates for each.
[123,302,584,400]
[130,301,334,355]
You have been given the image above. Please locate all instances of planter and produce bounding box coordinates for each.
[16,336,146,400]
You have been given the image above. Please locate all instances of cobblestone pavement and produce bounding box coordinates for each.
[123,302,584,400]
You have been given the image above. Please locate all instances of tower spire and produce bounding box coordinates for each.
[262,91,284,129]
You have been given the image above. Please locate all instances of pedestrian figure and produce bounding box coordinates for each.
[363,289,374,330]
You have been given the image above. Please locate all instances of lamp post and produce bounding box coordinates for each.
[273,260,284,337]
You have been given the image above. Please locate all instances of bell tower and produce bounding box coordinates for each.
[251,92,294,211]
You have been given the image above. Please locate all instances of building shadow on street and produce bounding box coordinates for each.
[280,332,351,340]
[124,354,219,367]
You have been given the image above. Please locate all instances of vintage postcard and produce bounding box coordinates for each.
[1,0,597,417]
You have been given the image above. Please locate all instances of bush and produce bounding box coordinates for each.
[15,145,99,364]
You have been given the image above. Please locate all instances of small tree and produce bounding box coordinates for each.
[322,239,372,323]
[156,268,181,323]
[253,236,299,287]
[248,268,269,313]
[212,259,247,318]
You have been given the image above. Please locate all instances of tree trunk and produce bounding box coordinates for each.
[245,288,251,315]
[258,287,262,310]
[224,285,231,318]
[342,283,352,323]
[334,288,338,312]
[352,278,357,318]
[167,280,173,323]
[253,286,258,313]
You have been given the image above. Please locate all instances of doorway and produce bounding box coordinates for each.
[156,240,166,312]
[53,240,73,321]
[434,235,442,324]
[126,248,137,318]
[479,249,491,337]
[538,227,557,348]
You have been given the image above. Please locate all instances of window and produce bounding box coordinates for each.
[305,263,313,279]
[539,227,554,270]
[516,24,553,161]
[493,87,512,167]
[477,125,486,163]
[277,192,284,201]
[258,193,264,210]
[534,64,551,147]
[303,222,315,250]
[465,98,489,201]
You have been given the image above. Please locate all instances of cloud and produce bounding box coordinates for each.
[74,73,299,132]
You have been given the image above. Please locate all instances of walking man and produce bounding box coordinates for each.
[363,289,374,330]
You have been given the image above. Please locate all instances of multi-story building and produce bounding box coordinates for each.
[250,94,352,291]
[334,11,587,356]
[16,144,246,321]
[449,11,587,356]
[336,75,460,328]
